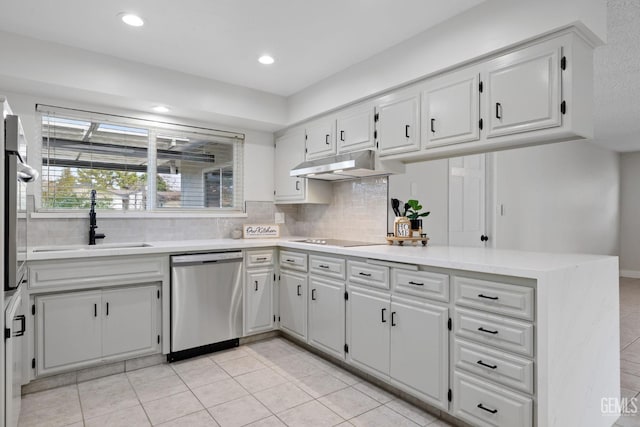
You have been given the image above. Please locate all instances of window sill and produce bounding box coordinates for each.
[30,211,249,220]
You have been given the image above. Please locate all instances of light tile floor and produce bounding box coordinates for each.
[617,277,640,427]
[19,337,454,426]
[22,277,639,427]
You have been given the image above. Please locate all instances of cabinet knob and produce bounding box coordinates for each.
[480,235,489,242]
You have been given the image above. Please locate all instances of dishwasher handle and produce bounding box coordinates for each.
[172,252,243,266]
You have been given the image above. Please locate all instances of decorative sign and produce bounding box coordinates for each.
[243,224,280,239]
[394,217,411,238]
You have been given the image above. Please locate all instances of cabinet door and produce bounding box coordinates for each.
[337,105,375,153]
[390,296,449,410]
[102,285,160,358]
[306,119,336,160]
[485,41,562,138]
[308,276,345,359]
[423,71,480,147]
[376,92,420,156]
[275,131,305,202]
[279,270,307,340]
[36,291,102,375]
[347,286,390,377]
[245,268,275,335]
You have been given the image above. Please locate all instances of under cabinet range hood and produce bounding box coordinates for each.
[290,150,404,181]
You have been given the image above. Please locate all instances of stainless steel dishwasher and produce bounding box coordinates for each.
[169,251,243,361]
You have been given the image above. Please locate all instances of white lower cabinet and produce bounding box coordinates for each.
[348,286,391,377]
[102,286,160,358]
[37,291,102,373]
[453,370,532,427]
[308,276,345,359]
[347,285,449,410]
[244,267,275,335]
[389,296,449,409]
[279,270,307,340]
[36,284,161,376]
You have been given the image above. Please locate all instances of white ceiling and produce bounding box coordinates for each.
[593,0,640,151]
[0,0,483,97]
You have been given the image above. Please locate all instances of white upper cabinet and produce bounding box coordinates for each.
[336,104,375,153]
[422,70,481,148]
[375,89,421,156]
[275,131,331,204]
[484,38,562,138]
[305,118,336,160]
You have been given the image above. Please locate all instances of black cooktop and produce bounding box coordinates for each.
[294,239,384,247]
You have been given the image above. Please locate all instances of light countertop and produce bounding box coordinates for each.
[26,238,618,279]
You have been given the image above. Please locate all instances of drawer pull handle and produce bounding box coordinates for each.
[297,285,302,296]
[381,308,387,323]
[408,281,424,286]
[311,289,317,300]
[358,272,372,277]
[477,403,498,414]
[255,280,259,291]
[391,311,397,326]
[285,259,295,263]
[478,327,499,335]
[318,264,330,269]
[477,360,498,369]
[256,257,268,261]
[478,294,499,300]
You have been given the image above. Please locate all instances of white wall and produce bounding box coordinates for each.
[620,152,640,275]
[494,141,619,255]
[387,141,619,255]
[388,160,449,245]
[0,90,275,204]
[287,0,606,124]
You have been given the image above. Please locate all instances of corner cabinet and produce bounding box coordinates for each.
[35,284,161,376]
[375,89,421,156]
[274,130,331,204]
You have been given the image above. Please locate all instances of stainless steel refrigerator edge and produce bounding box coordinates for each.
[170,251,243,360]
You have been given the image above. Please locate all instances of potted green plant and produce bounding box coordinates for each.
[403,199,430,232]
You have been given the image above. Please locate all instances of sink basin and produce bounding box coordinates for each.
[32,243,152,253]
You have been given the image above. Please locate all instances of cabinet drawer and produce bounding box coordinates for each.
[347,261,389,290]
[454,308,534,357]
[392,268,449,302]
[453,370,532,427]
[454,338,533,394]
[279,250,308,272]
[310,255,345,280]
[246,250,274,267]
[454,276,534,320]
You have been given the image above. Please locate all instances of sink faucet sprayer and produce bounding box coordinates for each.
[89,189,106,245]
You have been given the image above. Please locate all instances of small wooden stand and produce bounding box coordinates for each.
[386,233,429,246]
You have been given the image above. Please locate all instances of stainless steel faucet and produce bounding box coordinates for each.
[89,189,106,245]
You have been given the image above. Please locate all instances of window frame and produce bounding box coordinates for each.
[35,104,246,216]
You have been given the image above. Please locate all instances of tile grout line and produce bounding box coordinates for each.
[123,370,155,426]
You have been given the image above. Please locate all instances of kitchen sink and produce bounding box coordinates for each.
[32,242,153,252]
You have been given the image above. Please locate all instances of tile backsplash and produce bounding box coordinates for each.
[27,177,388,247]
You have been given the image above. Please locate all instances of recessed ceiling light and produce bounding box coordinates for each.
[152,105,170,113]
[258,55,275,65]
[120,13,144,27]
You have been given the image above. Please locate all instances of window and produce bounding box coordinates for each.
[38,105,244,212]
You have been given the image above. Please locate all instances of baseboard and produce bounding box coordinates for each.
[621,270,640,279]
